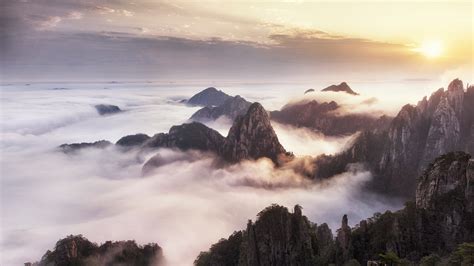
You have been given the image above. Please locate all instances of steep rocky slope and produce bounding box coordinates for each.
[314,79,474,197]
[29,235,164,266]
[221,103,288,164]
[190,95,252,122]
[196,152,473,265]
[186,87,232,107]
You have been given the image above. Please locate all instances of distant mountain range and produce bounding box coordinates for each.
[187,82,383,136]
[60,79,474,199]
[60,102,291,173]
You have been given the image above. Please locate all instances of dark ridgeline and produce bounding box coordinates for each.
[141,103,290,171]
[195,151,474,265]
[321,82,359,95]
[185,87,233,107]
[27,235,164,266]
[59,102,289,168]
[58,140,112,154]
[190,95,253,122]
[270,99,392,136]
[314,79,474,198]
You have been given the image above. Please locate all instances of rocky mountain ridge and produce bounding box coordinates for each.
[196,152,474,265]
[28,235,164,266]
[60,103,289,168]
[313,79,474,197]
[270,99,392,136]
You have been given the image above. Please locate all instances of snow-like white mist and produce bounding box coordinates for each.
[1,82,404,265]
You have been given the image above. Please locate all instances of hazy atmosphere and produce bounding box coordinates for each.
[1,1,473,266]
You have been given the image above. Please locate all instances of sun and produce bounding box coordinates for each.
[417,40,443,58]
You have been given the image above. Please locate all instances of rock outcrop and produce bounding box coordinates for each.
[31,235,164,266]
[58,140,112,153]
[142,122,226,152]
[94,104,122,115]
[321,82,359,95]
[221,103,288,164]
[186,87,232,107]
[197,152,473,265]
[61,102,288,169]
[190,95,252,122]
[335,215,353,264]
[116,133,151,147]
[270,100,391,136]
[195,205,322,266]
[314,79,474,197]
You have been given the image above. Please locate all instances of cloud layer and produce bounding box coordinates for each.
[0,83,402,265]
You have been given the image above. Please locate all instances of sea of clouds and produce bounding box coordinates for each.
[0,81,418,265]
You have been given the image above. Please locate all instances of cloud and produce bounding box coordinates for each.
[37,15,62,30]
[67,11,83,20]
[0,83,403,266]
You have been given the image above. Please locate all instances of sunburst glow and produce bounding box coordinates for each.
[418,40,443,58]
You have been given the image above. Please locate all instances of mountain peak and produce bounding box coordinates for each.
[246,102,267,117]
[186,87,232,107]
[447,78,463,92]
[221,102,288,164]
[321,82,358,95]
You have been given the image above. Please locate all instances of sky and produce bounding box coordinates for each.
[1,0,473,82]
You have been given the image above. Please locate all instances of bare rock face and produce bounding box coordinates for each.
[190,95,252,122]
[421,97,460,166]
[221,103,288,164]
[35,235,164,266]
[415,152,473,249]
[186,87,232,107]
[321,82,359,95]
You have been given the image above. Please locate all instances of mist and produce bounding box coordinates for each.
[1,82,406,265]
